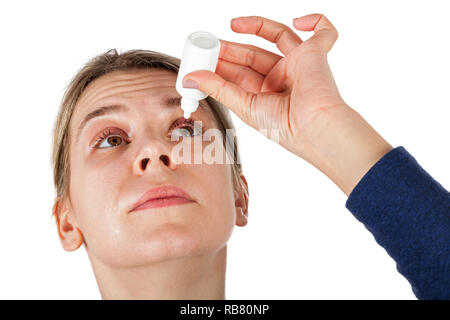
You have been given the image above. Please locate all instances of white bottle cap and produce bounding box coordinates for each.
[176,31,220,118]
[181,96,199,118]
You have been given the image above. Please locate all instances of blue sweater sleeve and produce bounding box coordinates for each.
[345,146,450,299]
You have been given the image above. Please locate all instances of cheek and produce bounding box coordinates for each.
[192,162,236,246]
[69,152,126,253]
[173,137,237,239]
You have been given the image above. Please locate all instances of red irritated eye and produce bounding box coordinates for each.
[169,117,203,138]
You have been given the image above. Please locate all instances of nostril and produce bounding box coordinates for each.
[160,155,170,166]
[141,158,149,170]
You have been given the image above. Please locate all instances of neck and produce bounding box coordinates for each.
[88,246,227,300]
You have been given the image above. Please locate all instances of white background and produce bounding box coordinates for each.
[0,0,448,299]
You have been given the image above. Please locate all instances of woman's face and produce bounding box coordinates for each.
[63,68,246,267]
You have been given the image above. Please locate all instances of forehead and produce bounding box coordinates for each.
[78,68,177,107]
[71,68,217,134]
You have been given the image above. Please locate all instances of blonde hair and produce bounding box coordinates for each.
[51,48,244,205]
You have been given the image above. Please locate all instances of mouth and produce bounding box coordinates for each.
[129,185,195,213]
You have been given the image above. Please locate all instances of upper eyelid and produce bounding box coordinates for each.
[98,127,127,138]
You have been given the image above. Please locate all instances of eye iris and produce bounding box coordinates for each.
[107,136,122,146]
[183,126,194,135]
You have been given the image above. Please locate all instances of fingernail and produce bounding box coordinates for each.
[182,78,199,89]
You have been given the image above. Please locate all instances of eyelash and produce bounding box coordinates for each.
[92,118,203,149]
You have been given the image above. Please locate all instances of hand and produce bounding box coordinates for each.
[182,14,345,158]
[183,14,392,196]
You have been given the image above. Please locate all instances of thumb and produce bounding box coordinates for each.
[293,13,338,53]
[182,70,255,125]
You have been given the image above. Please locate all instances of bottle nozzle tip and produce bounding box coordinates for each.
[181,97,198,118]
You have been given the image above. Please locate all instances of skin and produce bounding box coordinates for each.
[184,14,393,196]
[53,68,249,299]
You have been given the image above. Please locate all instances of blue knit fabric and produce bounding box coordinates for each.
[345,146,450,299]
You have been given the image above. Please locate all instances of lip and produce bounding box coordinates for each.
[129,185,195,213]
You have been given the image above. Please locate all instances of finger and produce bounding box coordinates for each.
[230,16,303,55]
[219,39,282,75]
[183,70,256,126]
[293,14,338,53]
[216,58,265,94]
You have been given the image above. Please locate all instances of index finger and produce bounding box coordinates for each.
[230,16,303,56]
[219,39,282,75]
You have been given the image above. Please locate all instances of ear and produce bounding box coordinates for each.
[234,174,249,227]
[52,196,84,251]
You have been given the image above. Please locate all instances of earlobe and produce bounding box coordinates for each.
[53,197,84,252]
[235,206,248,227]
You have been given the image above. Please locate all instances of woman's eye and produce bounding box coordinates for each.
[93,128,129,149]
[171,121,203,139]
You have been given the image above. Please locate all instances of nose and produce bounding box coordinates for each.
[133,140,177,176]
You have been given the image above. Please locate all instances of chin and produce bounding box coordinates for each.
[131,223,215,265]
[142,221,233,264]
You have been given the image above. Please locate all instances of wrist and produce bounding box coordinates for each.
[299,104,393,196]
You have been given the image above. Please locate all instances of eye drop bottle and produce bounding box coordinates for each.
[176,31,221,118]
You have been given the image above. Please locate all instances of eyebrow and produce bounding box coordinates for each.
[76,96,208,141]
